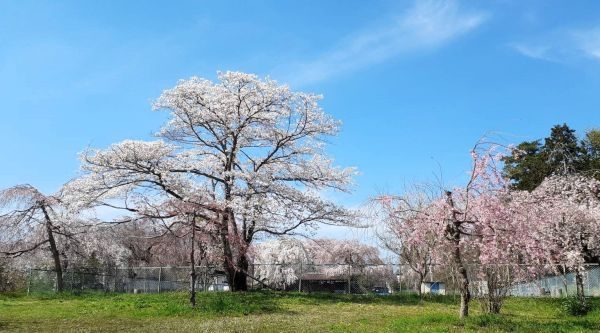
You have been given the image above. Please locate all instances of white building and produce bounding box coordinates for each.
[420,281,445,295]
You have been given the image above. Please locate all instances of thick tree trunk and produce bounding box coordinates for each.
[41,206,63,293]
[220,210,238,291]
[222,254,249,292]
[223,258,236,290]
[219,208,250,292]
[233,254,249,291]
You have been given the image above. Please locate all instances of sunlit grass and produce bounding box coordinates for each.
[0,292,598,332]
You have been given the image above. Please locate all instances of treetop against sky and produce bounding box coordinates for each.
[1,0,600,222]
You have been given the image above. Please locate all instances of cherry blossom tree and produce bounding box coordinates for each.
[375,140,600,317]
[68,71,356,291]
[375,143,540,318]
[305,238,386,278]
[251,238,385,289]
[0,185,80,292]
[374,192,438,297]
[251,238,309,288]
[523,175,600,303]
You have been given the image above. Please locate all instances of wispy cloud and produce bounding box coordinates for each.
[573,28,600,60]
[286,0,488,85]
[512,27,600,64]
[510,43,554,61]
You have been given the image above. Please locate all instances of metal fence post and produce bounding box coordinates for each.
[114,267,118,293]
[563,264,568,296]
[347,265,351,294]
[398,264,402,294]
[158,267,162,294]
[506,265,511,296]
[27,268,32,295]
[298,262,302,292]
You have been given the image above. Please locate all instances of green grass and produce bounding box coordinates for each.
[0,292,598,332]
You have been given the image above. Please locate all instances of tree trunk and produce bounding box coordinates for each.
[220,211,237,291]
[219,208,250,292]
[41,206,63,293]
[190,218,197,308]
[575,268,585,304]
[456,253,470,319]
[458,266,470,319]
[222,254,250,292]
[233,254,249,291]
[445,191,470,319]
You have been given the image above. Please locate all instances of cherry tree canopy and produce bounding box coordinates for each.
[0,185,84,291]
[523,174,600,268]
[67,72,357,290]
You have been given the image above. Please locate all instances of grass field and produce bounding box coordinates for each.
[0,292,599,332]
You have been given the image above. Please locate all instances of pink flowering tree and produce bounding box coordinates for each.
[374,188,439,297]
[522,175,600,303]
[375,143,544,317]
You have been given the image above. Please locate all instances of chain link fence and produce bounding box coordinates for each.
[21,263,600,298]
[26,266,228,294]
[506,264,600,297]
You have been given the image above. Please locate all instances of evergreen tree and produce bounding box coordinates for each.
[502,124,593,191]
[502,140,549,191]
[582,129,600,179]
[542,124,586,175]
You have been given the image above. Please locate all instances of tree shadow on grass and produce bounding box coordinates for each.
[465,314,600,333]
[254,290,457,306]
[194,292,283,316]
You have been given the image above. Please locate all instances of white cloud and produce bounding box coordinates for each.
[286,0,488,85]
[510,43,554,61]
[512,27,600,64]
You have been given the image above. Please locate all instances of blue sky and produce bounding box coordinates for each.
[2,0,600,212]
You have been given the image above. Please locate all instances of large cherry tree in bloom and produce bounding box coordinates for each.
[68,72,356,291]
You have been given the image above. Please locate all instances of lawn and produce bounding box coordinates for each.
[0,292,599,332]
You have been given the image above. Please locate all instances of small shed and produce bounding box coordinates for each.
[421,281,445,295]
[205,270,230,291]
[291,273,351,293]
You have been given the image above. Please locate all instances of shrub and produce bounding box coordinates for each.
[561,296,591,316]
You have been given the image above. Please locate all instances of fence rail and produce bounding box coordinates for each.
[26,266,229,294]
[21,263,600,298]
